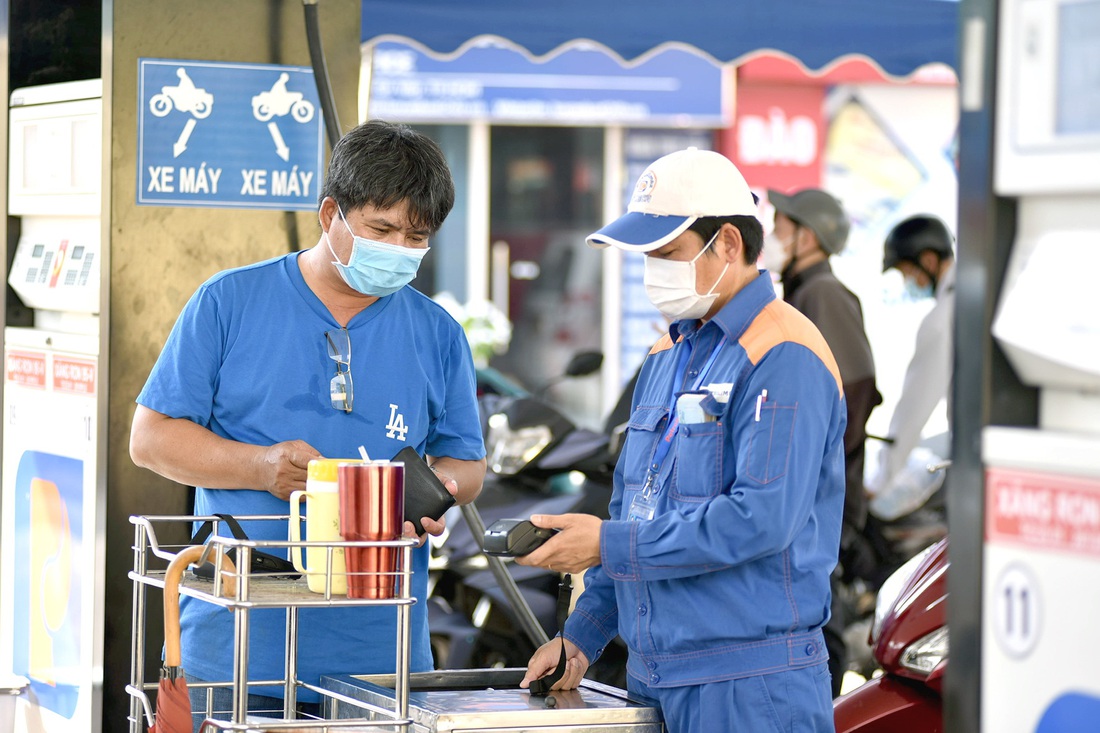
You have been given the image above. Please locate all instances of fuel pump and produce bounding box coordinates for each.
[980,1,1100,729]
[0,79,104,732]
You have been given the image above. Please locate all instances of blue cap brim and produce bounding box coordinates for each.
[586,212,694,252]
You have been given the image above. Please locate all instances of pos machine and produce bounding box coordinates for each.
[981,1,1100,730]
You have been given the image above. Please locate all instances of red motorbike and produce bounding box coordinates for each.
[833,536,948,732]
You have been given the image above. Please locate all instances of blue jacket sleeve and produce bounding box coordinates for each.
[562,446,626,662]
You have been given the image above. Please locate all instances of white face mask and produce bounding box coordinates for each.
[643,231,729,321]
[760,231,792,273]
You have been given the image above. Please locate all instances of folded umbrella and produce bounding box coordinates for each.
[152,545,237,733]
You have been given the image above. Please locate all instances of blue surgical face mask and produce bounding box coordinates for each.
[903,275,934,301]
[327,207,430,297]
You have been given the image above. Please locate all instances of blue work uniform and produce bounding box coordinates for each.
[136,252,485,702]
[566,271,846,733]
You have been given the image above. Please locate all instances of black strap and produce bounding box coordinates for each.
[191,513,249,544]
[529,574,573,697]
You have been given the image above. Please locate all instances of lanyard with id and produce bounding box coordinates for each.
[627,335,727,522]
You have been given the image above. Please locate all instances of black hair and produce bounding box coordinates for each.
[688,215,764,264]
[319,120,455,233]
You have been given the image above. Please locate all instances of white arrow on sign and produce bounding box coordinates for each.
[173,118,197,158]
[268,122,290,161]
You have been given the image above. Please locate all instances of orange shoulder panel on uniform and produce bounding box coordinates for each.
[649,333,676,354]
[738,300,844,398]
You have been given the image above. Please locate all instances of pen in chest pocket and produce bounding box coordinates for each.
[754,389,768,422]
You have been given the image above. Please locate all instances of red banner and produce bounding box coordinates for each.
[720,82,825,194]
[6,351,47,389]
[987,467,1100,558]
[52,357,97,395]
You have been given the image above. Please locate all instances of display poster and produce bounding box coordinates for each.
[1,340,99,732]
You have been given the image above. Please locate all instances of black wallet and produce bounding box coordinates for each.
[393,446,456,535]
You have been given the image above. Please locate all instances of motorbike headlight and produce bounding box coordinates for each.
[870,542,938,643]
[901,626,949,675]
[487,414,552,475]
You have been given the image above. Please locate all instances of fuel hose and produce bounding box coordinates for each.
[302,0,342,149]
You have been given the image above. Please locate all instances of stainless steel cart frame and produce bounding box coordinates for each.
[126,514,418,732]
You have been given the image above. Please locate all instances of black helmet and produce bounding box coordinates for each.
[883,215,954,272]
[768,188,850,255]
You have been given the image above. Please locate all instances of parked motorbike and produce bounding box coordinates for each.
[427,351,628,685]
[836,439,950,685]
[833,535,948,732]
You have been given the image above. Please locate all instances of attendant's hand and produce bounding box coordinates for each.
[257,440,321,500]
[520,637,589,691]
[515,513,603,574]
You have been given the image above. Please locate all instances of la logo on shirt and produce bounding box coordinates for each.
[386,403,409,441]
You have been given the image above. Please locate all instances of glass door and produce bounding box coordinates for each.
[488,126,605,428]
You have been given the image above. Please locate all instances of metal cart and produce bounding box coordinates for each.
[320,668,663,732]
[126,514,418,732]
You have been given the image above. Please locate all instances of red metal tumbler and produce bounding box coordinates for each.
[337,461,405,599]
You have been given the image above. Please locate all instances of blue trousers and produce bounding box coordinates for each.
[627,663,834,733]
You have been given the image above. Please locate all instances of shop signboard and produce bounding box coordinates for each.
[367,40,728,128]
[721,83,825,195]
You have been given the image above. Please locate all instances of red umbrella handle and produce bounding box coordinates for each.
[164,546,238,668]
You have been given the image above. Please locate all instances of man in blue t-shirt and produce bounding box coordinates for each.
[130,120,486,728]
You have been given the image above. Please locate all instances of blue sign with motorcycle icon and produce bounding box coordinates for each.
[137,59,324,210]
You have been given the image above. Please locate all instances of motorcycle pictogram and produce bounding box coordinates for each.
[149,68,214,119]
[251,73,315,123]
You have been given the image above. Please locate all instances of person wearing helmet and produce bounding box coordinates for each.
[764,188,882,698]
[868,215,956,515]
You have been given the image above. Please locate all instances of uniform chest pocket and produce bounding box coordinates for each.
[671,422,725,501]
[621,407,668,491]
[746,402,796,484]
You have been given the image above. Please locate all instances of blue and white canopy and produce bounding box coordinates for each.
[360,0,959,78]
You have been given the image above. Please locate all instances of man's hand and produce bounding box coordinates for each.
[256,440,321,500]
[520,637,589,691]
[514,513,603,574]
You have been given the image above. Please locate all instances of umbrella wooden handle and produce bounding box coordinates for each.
[163,545,238,668]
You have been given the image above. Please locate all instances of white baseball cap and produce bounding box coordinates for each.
[586,147,757,252]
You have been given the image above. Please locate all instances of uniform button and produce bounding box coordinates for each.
[616,566,626,575]
[651,674,661,684]
[646,660,656,670]
[805,643,815,656]
[688,369,698,377]
[639,604,648,616]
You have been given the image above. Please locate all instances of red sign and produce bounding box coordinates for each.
[52,357,97,395]
[987,467,1100,558]
[6,351,47,388]
[720,82,825,194]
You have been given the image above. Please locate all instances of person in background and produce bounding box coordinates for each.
[763,187,882,697]
[129,120,487,730]
[517,148,846,733]
[867,214,956,514]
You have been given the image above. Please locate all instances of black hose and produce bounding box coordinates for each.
[303,0,342,150]
[460,503,551,649]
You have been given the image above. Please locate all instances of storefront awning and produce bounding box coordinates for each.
[360,0,959,79]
